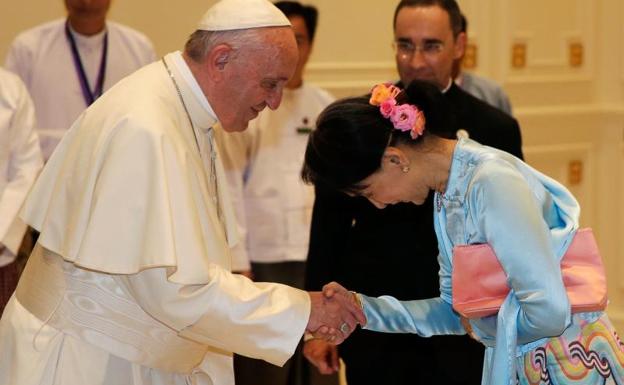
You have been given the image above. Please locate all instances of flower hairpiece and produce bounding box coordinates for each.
[369,83,426,139]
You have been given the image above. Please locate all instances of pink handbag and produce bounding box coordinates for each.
[452,228,608,319]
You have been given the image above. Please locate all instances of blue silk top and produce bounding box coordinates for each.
[359,138,602,385]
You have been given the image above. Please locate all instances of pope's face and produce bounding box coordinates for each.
[394,5,464,89]
[65,0,111,17]
[217,28,298,132]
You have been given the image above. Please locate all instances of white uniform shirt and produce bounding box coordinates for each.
[0,68,43,266]
[5,19,156,160]
[217,85,334,270]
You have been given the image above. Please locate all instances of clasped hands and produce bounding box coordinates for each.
[306,281,365,345]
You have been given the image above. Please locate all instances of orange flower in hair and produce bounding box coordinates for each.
[369,82,426,140]
[369,83,401,106]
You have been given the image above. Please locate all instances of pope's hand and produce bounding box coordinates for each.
[306,283,365,344]
[303,338,339,374]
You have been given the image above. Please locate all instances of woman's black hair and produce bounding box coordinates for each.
[302,80,457,194]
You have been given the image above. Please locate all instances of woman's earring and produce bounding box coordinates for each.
[402,166,410,173]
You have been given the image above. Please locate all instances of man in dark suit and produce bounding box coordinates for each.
[303,1,522,384]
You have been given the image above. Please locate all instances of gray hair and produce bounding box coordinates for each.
[184,29,267,63]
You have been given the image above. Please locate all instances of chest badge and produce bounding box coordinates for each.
[296,117,313,134]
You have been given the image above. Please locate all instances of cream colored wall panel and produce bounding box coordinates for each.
[619,141,624,289]
[1,0,219,60]
[590,113,624,333]
[523,144,595,227]
[306,61,397,99]
[504,0,594,75]
[1,1,65,61]
[0,0,395,63]
[457,0,494,73]
[517,105,605,146]
[507,79,593,107]
[305,0,395,64]
[519,107,624,332]
[621,1,624,84]
[500,0,596,108]
[605,139,624,335]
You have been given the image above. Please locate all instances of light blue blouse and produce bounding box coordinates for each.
[359,138,601,385]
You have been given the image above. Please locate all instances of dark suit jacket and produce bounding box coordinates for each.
[305,83,523,385]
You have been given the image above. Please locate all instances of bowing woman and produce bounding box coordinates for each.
[302,80,624,385]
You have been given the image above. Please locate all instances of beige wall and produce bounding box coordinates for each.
[1,1,397,67]
[1,0,217,60]
[3,0,624,334]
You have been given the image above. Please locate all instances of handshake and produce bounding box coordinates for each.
[306,282,366,345]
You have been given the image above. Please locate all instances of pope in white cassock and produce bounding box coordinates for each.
[0,1,364,384]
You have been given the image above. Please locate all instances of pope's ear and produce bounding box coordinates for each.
[206,44,233,80]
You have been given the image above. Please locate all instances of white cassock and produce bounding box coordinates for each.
[0,67,43,267]
[0,51,310,385]
[5,19,157,160]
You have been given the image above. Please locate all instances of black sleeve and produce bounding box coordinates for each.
[508,117,524,160]
[304,186,353,291]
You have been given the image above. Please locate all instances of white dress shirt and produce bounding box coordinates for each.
[0,67,43,266]
[217,84,335,270]
[5,19,156,160]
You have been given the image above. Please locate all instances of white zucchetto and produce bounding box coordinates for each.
[198,0,291,31]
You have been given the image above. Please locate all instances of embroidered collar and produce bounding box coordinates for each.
[437,137,478,210]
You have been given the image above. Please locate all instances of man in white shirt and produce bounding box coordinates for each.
[5,0,156,160]
[216,2,335,384]
[0,68,43,315]
[0,1,364,385]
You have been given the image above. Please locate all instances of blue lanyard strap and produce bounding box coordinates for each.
[64,20,108,106]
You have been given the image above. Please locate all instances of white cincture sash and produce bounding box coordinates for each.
[16,244,209,374]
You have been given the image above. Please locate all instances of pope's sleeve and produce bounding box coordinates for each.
[468,161,570,343]
[359,294,464,336]
[117,264,310,366]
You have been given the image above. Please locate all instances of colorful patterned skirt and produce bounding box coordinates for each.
[518,314,624,384]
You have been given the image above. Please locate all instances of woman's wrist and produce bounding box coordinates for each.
[350,291,366,326]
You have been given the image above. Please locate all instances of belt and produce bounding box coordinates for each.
[16,244,209,374]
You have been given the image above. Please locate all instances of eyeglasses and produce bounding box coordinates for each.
[393,40,445,60]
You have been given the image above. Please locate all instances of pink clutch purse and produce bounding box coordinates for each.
[452,228,608,319]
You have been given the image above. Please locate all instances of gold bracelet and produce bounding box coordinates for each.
[350,291,363,310]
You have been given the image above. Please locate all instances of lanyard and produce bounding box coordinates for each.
[64,20,108,106]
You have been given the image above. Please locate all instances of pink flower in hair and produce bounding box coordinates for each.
[379,99,397,118]
[368,82,427,139]
[390,104,418,132]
